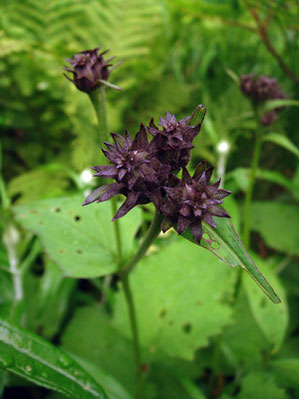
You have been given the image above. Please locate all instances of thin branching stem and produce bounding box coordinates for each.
[120,209,163,277]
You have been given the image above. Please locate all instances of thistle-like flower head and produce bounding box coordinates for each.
[160,163,231,244]
[83,126,171,220]
[64,46,118,93]
[240,74,286,126]
[146,106,206,170]
[240,74,286,102]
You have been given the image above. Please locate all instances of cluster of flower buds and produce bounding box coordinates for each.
[83,106,231,244]
[64,46,121,93]
[240,74,286,126]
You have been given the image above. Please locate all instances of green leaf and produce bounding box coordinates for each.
[264,98,299,111]
[0,319,108,399]
[114,239,236,360]
[263,132,299,158]
[14,194,141,278]
[250,202,299,255]
[236,372,288,399]
[243,254,288,352]
[222,291,271,371]
[7,164,70,205]
[62,306,136,395]
[270,358,299,390]
[181,217,281,304]
[187,104,206,127]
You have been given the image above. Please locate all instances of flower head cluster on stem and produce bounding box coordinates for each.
[83,106,231,244]
[64,46,120,93]
[240,74,286,126]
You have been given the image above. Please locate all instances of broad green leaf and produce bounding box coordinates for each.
[62,306,137,395]
[231,167,298,196]
[114,239,236,360]
[270,359,299,390]
[0,319,108,399]
[264,98,299,111]
[263,132,299,158]
[236,372,287,399]
[181,217,281,303]
[62,306,201,399]
[7,164,71,205]
[222,292,270,371]
[243,254,288,352]
[14,194,141,278]
[250,202,299,255]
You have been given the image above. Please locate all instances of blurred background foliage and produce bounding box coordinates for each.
[0,0,299,398]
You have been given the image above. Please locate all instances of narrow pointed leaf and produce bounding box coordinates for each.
[179,216,281,304]
[0,319,108,399]
[263,132,299,158]
[98,80,121,91]
[187,104,206,127]
[264,99,299,111]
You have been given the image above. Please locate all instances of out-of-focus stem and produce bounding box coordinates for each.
[242,114,263,248]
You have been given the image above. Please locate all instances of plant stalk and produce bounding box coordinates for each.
[242,126,263,248]
[120,209,163,277]
[119,209,162,398]
[88,86,123,264]
[89,86,108,143]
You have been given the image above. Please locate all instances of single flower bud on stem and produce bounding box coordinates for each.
[240,74,287,248]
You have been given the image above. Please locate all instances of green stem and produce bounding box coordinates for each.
[89,86,108,143]
[119,209,162,399]
[121,274,141,372]
[242,126,263,248]
[120,209,163,277]
[88,86,123,264]
[111,197,122,266]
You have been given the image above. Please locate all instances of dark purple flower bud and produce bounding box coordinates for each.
[160,163,231,244]
[146,106,206,171]
[261,110,278,126]
[64,46,120,93]
[240,74,286,103]
[83,126,171,220]
[240,74,286,126]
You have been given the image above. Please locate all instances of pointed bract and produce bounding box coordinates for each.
[160,164,231,244]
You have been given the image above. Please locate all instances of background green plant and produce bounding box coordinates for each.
[0,0,299,398]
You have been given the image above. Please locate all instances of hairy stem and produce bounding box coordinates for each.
[242,127,263,248]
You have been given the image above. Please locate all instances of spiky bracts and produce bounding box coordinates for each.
[83,106,231,244]
[64,46,120,93]
[146,109,206,170]
[160,164,231,243]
